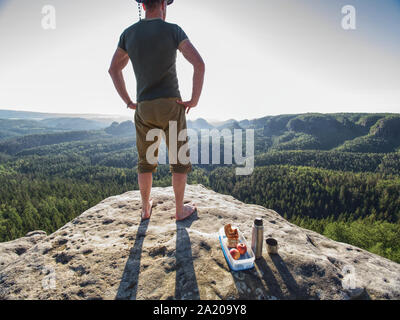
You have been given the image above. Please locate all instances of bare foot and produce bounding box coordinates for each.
[176,202,196,221]
[141,199,153,220]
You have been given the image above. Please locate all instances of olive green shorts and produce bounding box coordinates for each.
[134,97,192,174]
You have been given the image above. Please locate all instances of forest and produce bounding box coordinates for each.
[0,112,399,263]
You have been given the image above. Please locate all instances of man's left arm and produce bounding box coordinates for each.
[108,47,136,110]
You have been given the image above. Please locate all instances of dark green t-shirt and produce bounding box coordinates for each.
[118,18,188,103]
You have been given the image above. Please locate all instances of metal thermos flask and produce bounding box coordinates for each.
[251,218,264,259]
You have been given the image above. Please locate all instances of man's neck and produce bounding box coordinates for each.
[145,9,164,20]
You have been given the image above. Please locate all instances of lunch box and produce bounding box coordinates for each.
[218,226,255,271]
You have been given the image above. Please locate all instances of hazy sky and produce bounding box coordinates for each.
[0,0,399,121]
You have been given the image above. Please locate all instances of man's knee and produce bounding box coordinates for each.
[170,163,192,174]
[138,163,158,174]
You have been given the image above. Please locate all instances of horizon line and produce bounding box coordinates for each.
[0,107,399,124]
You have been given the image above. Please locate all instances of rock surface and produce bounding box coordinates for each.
[0,184,399,300]
[0,231,46,272]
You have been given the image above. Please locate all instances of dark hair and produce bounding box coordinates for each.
[145,0,165,10]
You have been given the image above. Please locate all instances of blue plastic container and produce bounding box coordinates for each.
[218,226,255,271]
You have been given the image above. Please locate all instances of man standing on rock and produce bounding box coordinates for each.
[109,0,205,220]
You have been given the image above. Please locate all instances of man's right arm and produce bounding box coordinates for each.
[177,40,205,114]
[108,47,136,110]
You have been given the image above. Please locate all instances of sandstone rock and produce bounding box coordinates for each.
[25,231,47,237]
[0,185,399,300]
[0,230,47,273]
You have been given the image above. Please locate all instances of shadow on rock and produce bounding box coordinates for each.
[254,256,284,299]
[270,253,311,299]
[115,218,149,300]
[230,267,270,300]
[174,209,200,300]
[230,253,313,300]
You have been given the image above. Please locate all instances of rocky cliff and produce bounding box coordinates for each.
[0,185,399,300]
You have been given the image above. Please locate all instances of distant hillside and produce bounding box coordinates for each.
[0,109,130,124]
[104,121,135,137]
[197,113,400,153]
[0,130,111,155]
[238,113,400,153]
[39,117,108,131]
[335,115,400,153]
[0,118,66,141]
[0,109,58,120]
[187,118,214,130]
[0,117,110,141]
[1,111,400,154]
